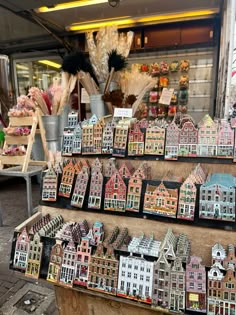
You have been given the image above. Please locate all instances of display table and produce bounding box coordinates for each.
[0,165,44,219]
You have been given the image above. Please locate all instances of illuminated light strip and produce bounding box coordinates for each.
[66,9,218,32]
[38,60,61,69]
[36,0,108,13]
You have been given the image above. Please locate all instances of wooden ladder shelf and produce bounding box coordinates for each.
[0,109,49,172]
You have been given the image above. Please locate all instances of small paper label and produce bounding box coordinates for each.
[159,88,174,105]
[114,107,133,118]
[81,88,90,103]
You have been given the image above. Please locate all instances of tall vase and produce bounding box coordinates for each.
[99,81,118,94]
[90,94,108,118]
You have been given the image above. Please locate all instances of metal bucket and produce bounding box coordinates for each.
[42,115,60,152]
[99,81,118,94]
[90,94,108,118]
[58,105,70,150]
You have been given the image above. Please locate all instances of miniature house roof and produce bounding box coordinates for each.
[92,158,102,171]
[187,256,203,267]
[118,161,134,178]
[208,263,224,280]
[89,114,98,125]
[198,114,217,128]
[44,167,57,178]
[212,243,226,260]
[202,173,236,189]
[63,160,75,172]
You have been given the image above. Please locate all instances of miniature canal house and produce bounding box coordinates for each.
[169,256,185,312]
[72,124,82,154]
[118,161,134,179]
[128,234,160,258]
[113,123,129,157]
[211,243,226,265]
[93,120,104,154]
[25,233,43,279]
[74,237,92,287]
[197,114,218,157]
[42,167,58,202]
[102,122,114,154]
[223,244,236,270]
[47,241,64,283]
[199,173,236,222]
[145,124,165,155]
[87,244,119,295]
[164,121,180,160]
[117,253,154,303]
[88,163,103,209]
[58,160,76,198]
[217,119,234,158]
[59,241,77,287]
[143,182,178,218]
[178,120,198,157]
[71,165,90,208]
[186,256,207,312]
[177,175,197,221]
[62,128,74,156]
[104,170,127,212]
[68,111,78,128]
[104,158,117,178]
[13,228,30,271]
[128,123,145,156]
[81,115,98,154]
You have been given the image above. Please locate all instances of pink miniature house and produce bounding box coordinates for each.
[104,170,127,212]
[104,158,117,178]
[143,182,178,218]
[177,175,197,221]
[178,121,198,157]
[58,160,75,198]
[118,161,134,179]
[197,115,218,157]
[128,123,145,156]
[42,167,58,202]
[164,122,180,160]
[145,125,165,155]
[74,237,92,287]
[217,119,234,158]
[47,241,64,283]
[13,228,30,271]
[71,166,89,208]
[88,166,103,209]
[186,256,206,312]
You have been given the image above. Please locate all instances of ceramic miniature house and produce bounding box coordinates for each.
[152,251,171,308]
[59,241,77,287]
[197,115,218,157]
[102,122,114,154]
[223,244,236,270]
[88,166,103,209]
[128,123,145,156]
[234,130,236,162]
[47,241,64,283]
[104,170,127,212]
[25,233,43,279]
[87,244,119,295]
[211,243,226,265]
[74,237,92,287]
[93,120,104,154]
[72,124,82,155]
[117,253,154,303]
[81,115,98,154]
[199,173,236,221]
[165,122,180,160]
[186,256,207,312]
[177,175,197,221]
[58,161,76,198]
[42,167,58,202]
[217,119,234,158]
[178,121,198,157]
[104,158,117,178]
[113,123,129,157]
[143,182,178,218]
[127,235,160,258]
[56,222,81,243]
[118,161,134,179]
[62,128,74,156]
[145,124,165,155]
[68,111,78,128]
[13,228,30,271]
[91,221,104,245]
[169,256,185,312]
[71,166,89,208]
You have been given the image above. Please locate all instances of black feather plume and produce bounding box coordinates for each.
[108,49,127,72]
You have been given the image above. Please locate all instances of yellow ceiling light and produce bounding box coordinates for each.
[38,60,61,69]
[67,9,218,32]
[36,0,107,13]
[16,64,29,70]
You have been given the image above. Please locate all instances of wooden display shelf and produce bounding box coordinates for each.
[0,155,26,165]
[9,116,35,126]
[5,135,31,145]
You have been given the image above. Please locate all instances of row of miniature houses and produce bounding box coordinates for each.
[12,214,236,315]
[42,158,236,222]
[62,113,236,161]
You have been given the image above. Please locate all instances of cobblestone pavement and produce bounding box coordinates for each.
[0,177,59,315]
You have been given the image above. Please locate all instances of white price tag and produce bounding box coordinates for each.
[159,88,174,105]
[81,88,90,103]
[114,107,133,118]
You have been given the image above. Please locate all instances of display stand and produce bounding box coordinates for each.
[0,109,49,172]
